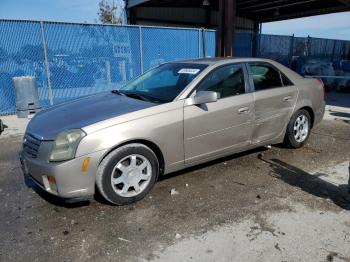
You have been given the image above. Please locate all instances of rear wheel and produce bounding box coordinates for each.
[283,109,311,148]
[96,143,159,205]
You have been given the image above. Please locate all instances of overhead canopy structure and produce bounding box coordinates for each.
[126,0,350,56]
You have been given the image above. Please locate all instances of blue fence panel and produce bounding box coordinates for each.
[235,32,253,57]
[309,37,335,58]
[293,37,308,57]
[2,19,350,116]
[258,34,293,65]
[333,40,347,60]
[331,39,350,60]
[0,20,46,115]
[43,22,141,105]
[141,27,200,71]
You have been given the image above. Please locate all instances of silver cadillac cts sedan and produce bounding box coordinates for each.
[20,58,325,205]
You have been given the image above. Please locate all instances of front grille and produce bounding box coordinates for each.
[23,134,42,158]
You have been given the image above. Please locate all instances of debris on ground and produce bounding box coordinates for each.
[118,237,131,243]
[170,188,179,195]
[274,243,281,251]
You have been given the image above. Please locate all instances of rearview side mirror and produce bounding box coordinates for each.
[186,91,218,106]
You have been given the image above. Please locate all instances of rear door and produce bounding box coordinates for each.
[248,62,298,143]
[184,63,254,164]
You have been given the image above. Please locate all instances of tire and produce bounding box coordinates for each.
[283,109,311,148]
[96,143,159,205]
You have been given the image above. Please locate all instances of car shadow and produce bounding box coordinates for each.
[259,157,350,210]
[328,111,350,124]
[159,146,269,182]
[24,175,90,208]
[329,111,350,119]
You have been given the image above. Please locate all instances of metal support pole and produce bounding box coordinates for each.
[288,34,295,67]
[40,21,53,106]
[331,39,337,61]
[217,0,224,56]
[203,29,207,58]
[198,29,201,58]
[307,35,311,57]
[256,31,261,58]
[223,0,236,57]
[139,26,144,74]
[252,21,259,57]
[105,61,111,86]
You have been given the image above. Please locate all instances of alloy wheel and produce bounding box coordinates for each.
[293,114,309,143]
[110,154,152,197]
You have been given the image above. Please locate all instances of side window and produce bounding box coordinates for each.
[281,73,294,86]
[196,64,245,99]
[249,63,284,91]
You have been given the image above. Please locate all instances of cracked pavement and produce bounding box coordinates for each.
[0,103,350,262]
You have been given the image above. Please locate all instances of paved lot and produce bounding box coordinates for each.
[0,94,350,262]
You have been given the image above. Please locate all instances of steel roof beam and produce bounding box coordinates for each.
[257,5,350,22]
[242,0,318,13]
[239,0,303,11]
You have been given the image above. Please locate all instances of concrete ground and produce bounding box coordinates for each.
[0,92,349,262]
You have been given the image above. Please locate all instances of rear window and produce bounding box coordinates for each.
[249,63,294,91]
[281,73,294,86]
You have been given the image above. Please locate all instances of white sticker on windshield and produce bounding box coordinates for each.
[178,68,200,75]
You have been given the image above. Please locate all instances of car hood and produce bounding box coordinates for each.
[26,92,156,140]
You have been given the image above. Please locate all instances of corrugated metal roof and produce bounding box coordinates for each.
[127,0,350,22]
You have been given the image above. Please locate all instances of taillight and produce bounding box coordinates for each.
[315,78,325,100]
[315,78,324,85]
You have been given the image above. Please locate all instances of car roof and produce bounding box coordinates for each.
[167,57,304,81]
[174,57,278,65]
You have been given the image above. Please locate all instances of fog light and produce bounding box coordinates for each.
[82,157,91,173]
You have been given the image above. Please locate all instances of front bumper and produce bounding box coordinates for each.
[20,149,106,200]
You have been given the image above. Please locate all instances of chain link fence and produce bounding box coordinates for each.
[257,34,350,66]
[0,20,216,115]
[1,19,350,115]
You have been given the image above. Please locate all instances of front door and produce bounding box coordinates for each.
[184,63,254,164]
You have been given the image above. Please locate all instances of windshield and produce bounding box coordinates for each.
[119,63,208,103]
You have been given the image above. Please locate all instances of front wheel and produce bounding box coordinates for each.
[96,143,159,205]
[283,109,311,148]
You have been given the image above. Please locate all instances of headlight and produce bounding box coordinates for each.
[49,129,85,162]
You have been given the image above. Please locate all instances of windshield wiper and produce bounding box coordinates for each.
[123,92,149,102]
[111,89,125,96]
[112,89,148,102]
[123,92,166,103]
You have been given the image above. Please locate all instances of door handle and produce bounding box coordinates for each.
[283,96,292,102]
[238,107,250,114]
